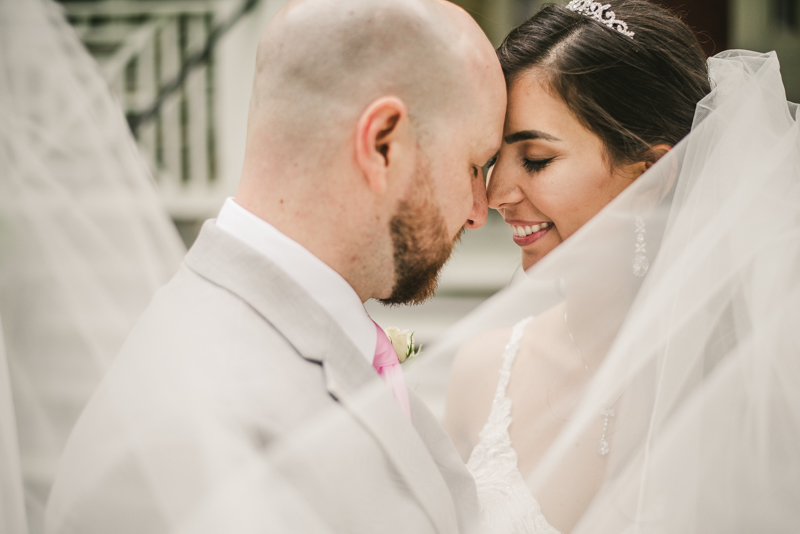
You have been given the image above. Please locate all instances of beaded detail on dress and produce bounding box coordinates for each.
[466,317,560,534]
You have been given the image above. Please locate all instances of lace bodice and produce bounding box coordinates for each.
[466,317,560,534]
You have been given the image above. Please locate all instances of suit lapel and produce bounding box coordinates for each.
[321,346,460,534]
[185,221,459,534]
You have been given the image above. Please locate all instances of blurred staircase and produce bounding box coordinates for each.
[59,0,264,221]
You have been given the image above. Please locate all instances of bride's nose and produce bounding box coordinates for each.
[487,161,524,210]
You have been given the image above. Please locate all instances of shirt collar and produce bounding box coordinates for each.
[215,198,377,363]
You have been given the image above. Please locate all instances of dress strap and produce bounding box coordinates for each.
[493,316,534,401]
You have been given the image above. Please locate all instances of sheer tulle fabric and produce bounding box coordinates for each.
[0,323,28,534]
[563,51,800,534]
[0,0,185,532]
[411,49,800,533]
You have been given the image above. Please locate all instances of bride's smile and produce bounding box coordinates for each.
[507,219,552,244]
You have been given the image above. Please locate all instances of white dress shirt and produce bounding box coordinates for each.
[215,198,377,363]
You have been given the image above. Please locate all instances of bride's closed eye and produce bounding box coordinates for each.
[522,156,555,173]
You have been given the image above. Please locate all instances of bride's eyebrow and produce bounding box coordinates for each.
[504,130,561,144]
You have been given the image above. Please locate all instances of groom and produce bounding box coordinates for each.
[47,0,505,532]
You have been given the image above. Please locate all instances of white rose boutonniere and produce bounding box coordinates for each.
[384,327,421,364]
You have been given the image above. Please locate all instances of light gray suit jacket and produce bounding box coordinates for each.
[46,221,479,534]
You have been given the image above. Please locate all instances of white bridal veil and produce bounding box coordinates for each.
[0,0,185,532]
[2,0,800,531]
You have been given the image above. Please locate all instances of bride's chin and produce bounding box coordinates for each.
[521,245,557,271]
[521,252,540,272]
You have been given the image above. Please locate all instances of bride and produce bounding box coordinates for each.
[440,1,800,533]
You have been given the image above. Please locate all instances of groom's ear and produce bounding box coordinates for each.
[355,96,413,195]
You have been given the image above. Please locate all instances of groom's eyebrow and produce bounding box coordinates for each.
[504,130,561,144]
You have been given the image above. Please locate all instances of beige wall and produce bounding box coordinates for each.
[730,0,800,102]
[450,0,557,46]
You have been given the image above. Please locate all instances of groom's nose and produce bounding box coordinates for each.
[464,172,488,230]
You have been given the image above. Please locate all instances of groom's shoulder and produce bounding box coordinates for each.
[52,261,333,480]
[126,262,284,353]
[103,261,326,423]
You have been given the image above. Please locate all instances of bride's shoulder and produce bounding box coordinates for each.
[446,314,547,402]
[444,304,566,458]
[449,307,560,380]
[451,326,515,378]
[445,326,513,459]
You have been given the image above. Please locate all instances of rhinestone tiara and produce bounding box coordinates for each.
[565,0,635,39]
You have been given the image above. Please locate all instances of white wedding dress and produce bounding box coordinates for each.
[467,317,560,534]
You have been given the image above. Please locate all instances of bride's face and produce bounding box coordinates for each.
[487,71,643,270]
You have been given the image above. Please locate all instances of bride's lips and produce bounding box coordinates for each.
[506,219,553,246]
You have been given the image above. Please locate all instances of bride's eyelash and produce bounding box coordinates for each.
[485,156,497,168]
[523,157,555,173]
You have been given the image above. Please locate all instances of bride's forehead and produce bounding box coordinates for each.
[504,79,586,140]
[508,76,565,114]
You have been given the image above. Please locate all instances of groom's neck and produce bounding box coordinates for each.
[235,159,396,303]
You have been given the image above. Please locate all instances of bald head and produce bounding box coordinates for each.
[236,0,505,302]
[247,0,496,149]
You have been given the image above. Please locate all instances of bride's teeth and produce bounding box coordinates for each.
[513,223,552,237]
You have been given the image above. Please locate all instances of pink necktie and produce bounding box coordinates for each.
[372,321,411,419]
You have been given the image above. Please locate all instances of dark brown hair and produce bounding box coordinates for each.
[497,1,711,166]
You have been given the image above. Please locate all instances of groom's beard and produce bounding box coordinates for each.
[379,162,463,306]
